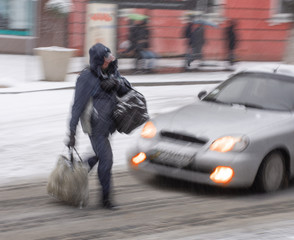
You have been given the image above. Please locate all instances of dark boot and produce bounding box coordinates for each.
[102,194,119,210]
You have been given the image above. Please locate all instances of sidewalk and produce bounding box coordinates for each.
[0,54,282,94]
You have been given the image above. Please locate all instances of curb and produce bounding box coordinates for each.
[0,80,222,94]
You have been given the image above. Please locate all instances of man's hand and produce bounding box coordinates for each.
[66,131,76,148]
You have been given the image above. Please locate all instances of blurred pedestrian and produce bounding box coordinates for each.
[128,19,157,72]
[183,14,194,53]
[185,23,206,69]
[225,19,238,65]
[119,19,135,57]
[67,43,131,210]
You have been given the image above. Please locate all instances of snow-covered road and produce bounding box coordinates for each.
[2,62,294,238]
[0,83,216,185]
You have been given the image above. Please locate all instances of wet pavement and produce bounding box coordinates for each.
[1,170,294,240]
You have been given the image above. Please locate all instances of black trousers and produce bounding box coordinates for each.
[87,134,113,198]
[228,48,236,65]
[186,46,203,66]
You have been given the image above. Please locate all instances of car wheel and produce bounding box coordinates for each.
[255,151,285,193]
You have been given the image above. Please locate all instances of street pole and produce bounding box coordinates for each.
[25,0,38,83]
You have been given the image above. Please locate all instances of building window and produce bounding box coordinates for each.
[195,0,224,15]
[278,0,293,14]
[0,0,33,36]
[0,0,9,29]
[269,0,293,24]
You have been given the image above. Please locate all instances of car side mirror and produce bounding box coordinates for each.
[198,90,207,100]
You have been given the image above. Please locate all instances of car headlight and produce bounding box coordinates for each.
[141,121,157,138]
[209,136,248,153]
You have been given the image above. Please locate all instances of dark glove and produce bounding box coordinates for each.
[100,75,118,92]
[66,132,76,148]
[106,60,118,74]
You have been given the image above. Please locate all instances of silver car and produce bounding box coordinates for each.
[127,65,294,192]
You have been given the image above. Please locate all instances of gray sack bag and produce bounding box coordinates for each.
[80,72,100,136]
[47,148,89,208]
[80,98,93,135]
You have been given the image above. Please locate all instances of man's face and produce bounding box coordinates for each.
[102,52,115,70]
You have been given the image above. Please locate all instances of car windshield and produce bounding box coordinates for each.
[203,72,294,111]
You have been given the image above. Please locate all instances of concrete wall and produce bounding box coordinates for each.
[0,35,37,54]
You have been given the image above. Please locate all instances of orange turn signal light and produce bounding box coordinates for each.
[131,152,147,165]
[210,166,234,184]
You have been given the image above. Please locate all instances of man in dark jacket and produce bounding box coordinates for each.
[183,15,194,49]
[67,43,131,210]
[128,19,157,71]
[225,19,238,65]
[185,24,206,69]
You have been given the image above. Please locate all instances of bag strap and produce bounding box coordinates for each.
[68,147,83,163]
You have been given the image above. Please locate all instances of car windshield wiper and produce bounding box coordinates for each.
[230,102,265,110]
[203,98,230,105]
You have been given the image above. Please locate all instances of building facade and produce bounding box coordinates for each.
[0,0,293,61]
[68,0,294,61]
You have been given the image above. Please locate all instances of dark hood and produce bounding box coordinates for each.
[89,43,110,72]
[89,43,118,77]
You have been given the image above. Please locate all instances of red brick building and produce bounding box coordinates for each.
[0,0,292,61]
[67,0,293,61]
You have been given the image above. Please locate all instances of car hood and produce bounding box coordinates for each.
[157,102,291,140]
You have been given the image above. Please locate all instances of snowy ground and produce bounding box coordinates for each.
[0,82,217,185]
[0,55,285,185]
[0,54,234,185]
[2,55,294,239]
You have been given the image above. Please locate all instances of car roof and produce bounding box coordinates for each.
[234,64,294,78]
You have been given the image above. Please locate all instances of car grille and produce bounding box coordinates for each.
[160,131,208,145]
[149,159,211,174]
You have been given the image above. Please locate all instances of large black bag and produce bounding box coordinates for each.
[114,88,149,134]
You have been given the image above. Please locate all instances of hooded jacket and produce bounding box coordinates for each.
[191,25,205,50]
[69,43,131,136]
